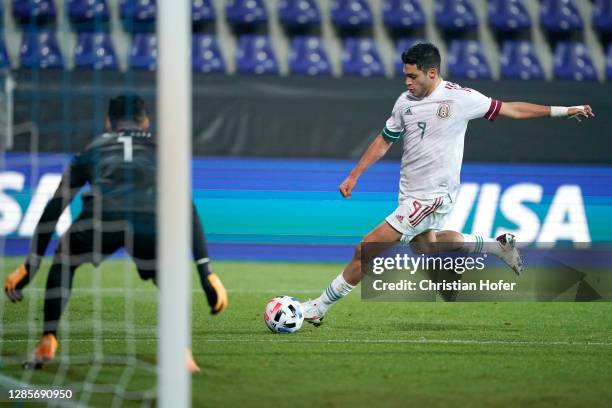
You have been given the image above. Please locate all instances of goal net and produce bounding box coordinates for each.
[0,1,191,406]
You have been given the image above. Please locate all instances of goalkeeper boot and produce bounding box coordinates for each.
[24,333,58,369]
[495,233,524,276]
[302,299,326,327]
[4,264,30,302]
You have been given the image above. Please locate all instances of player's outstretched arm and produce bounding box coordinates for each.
[499,102,595,121]
[340,134,393,198]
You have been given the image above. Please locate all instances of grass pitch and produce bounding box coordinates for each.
[1,258,612,407]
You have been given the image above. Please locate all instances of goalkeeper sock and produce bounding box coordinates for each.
[42,262,76,336]
[461,233,502,256]
[318,273,355,311]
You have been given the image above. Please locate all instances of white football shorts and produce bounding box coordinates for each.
[385,194,455,244]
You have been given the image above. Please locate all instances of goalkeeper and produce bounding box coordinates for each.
[4,94,227,370]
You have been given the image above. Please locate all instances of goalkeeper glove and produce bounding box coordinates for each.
[4,255,40,302]
[4,264,30,303]
[202,273,228,315]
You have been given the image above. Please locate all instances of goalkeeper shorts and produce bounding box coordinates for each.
[53,215,157,281]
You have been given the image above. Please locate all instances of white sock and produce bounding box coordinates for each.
[461,233,502,256]
[316,273,355,312]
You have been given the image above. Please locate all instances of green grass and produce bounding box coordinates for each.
[1,258,612,407]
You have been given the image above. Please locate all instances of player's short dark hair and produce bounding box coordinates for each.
[107,94,147,128]
[401,43,441,73]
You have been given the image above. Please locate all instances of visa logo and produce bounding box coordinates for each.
[444,183,590,247]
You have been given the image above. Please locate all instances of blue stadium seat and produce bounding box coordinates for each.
[394,38,423,75]
[330,0,373,30]
[236,35,279,74]
[488,0,531,33]
[0,35,9,68]
[192,0,216,25]
[606,44,612,80]
[121,0,214,29]
[382,0,426,31]
[120,0,156,32]
[278,0,321,30]
[67,0,110,25]
[554,42,597,81]
[20,30,63,69]
[129,33,157,71]
[289,36,332,76]
[500,41,544,80]
[12,0,56,26]
[226,0,267,28]
[593,0,612,34]
[447,40,492,79]
[540,0,583,34]
[342,38,385,77]
[435,0,478,31]
[192,34,225,73]
[74,32,118,70]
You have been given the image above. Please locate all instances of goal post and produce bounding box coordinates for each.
[157,0,192,407]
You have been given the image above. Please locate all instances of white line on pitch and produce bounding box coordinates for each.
[200,338,612,347]
[2,338,612,347]
[16,288,321,294]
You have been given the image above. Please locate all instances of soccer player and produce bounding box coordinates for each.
[302,43,594,325]
[4,94,227,370]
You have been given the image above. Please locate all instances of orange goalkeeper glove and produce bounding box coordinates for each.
[202,273,228,315]
[4,264,30,303]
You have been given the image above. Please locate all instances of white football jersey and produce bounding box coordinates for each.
[382,80,501,202]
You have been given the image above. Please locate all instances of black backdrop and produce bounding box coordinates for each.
[9,71,612,163]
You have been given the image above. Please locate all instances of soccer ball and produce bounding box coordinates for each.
[264,296,304,333]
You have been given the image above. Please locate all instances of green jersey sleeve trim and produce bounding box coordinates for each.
[382,126,402,142]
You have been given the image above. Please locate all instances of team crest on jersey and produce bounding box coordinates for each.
[436,102,451,119]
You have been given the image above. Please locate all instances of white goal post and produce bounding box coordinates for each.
[157,0,192,407]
